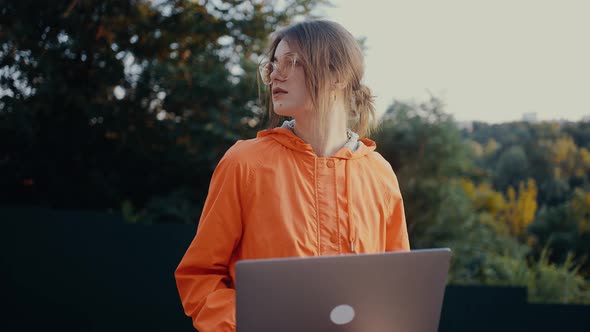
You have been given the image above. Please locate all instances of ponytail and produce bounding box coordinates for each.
[350,84,376,137]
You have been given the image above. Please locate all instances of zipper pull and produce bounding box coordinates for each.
[350,240,355,253]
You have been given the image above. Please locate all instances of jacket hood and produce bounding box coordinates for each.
[256,120,376,160]
[257,120,376,252]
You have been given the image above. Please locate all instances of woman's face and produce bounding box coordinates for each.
[270,40,313,118]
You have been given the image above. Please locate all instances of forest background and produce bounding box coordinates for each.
[2,0,589,304]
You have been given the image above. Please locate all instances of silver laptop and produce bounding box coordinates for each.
[235,248,452,332]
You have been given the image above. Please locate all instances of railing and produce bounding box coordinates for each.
[2,206,588,332]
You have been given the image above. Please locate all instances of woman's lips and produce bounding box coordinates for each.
[272,87,288,98]
[273,91,287,99]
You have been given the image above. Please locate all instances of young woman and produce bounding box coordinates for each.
[175,20,410,331]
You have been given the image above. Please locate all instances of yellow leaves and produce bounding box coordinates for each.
[578,148,590,177]
[569,188,590,235]
[470,141,483,157]
[460,177,538,239]
[543,135,590,179]
[502,179,538,238]
[458,178,475,198]
[459,178,506,218]
[551,136,577,164]
[520,179,538,231]
[484,138,499,156]
[506,186,516,201]
[475,184,506,219]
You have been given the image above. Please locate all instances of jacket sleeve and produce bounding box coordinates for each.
[175,147,247,332]
[386,193,410,251]
[385,168,410,251]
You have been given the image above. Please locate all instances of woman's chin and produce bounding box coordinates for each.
[273,105,294,117]
[273,103,311,118]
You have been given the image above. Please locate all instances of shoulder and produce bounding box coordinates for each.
[355,138,399,184]
[365,150,398,179]
[213,136,278,181]
[220,136,276,165]
[362,150,402,196]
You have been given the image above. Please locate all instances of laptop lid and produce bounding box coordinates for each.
[235,248,452,332]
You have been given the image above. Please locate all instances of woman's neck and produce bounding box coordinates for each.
[292,104,349,157]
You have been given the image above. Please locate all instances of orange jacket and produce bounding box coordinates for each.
[175,127,410,331]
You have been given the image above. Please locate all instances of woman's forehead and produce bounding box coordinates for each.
[275,40,292,56]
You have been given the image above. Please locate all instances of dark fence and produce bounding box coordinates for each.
[1,206,588,331]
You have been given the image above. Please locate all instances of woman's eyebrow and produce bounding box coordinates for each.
[271,52,298,62]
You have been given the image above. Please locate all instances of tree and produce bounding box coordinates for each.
[542,135,590,179]
[459,178,505,219]
[377,97,590,303]
[493,145,530,190]
[0,0,324,222]
[501,179,538,240]
[375,96,472,243]
[529,188,590,274]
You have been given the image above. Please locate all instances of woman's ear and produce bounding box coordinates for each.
[329,73,347,91]
[333,81,347,90]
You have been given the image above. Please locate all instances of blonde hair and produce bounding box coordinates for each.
[260,20,376,137]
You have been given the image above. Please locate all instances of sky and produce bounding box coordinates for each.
[316,0,590,123]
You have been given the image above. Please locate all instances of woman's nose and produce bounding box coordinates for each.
[269,66,285,83]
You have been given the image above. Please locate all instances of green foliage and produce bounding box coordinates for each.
[375,97,472,241]
[529,250,590,304]
[563,120,590,151]
[494,146,529,189]
[435,183,590,304]
[3,0,590,306]
[473,249,590,304]
[0,0,324,222]
[466,118,590,276]
[378,96,590,304]
[529,191,590,268]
